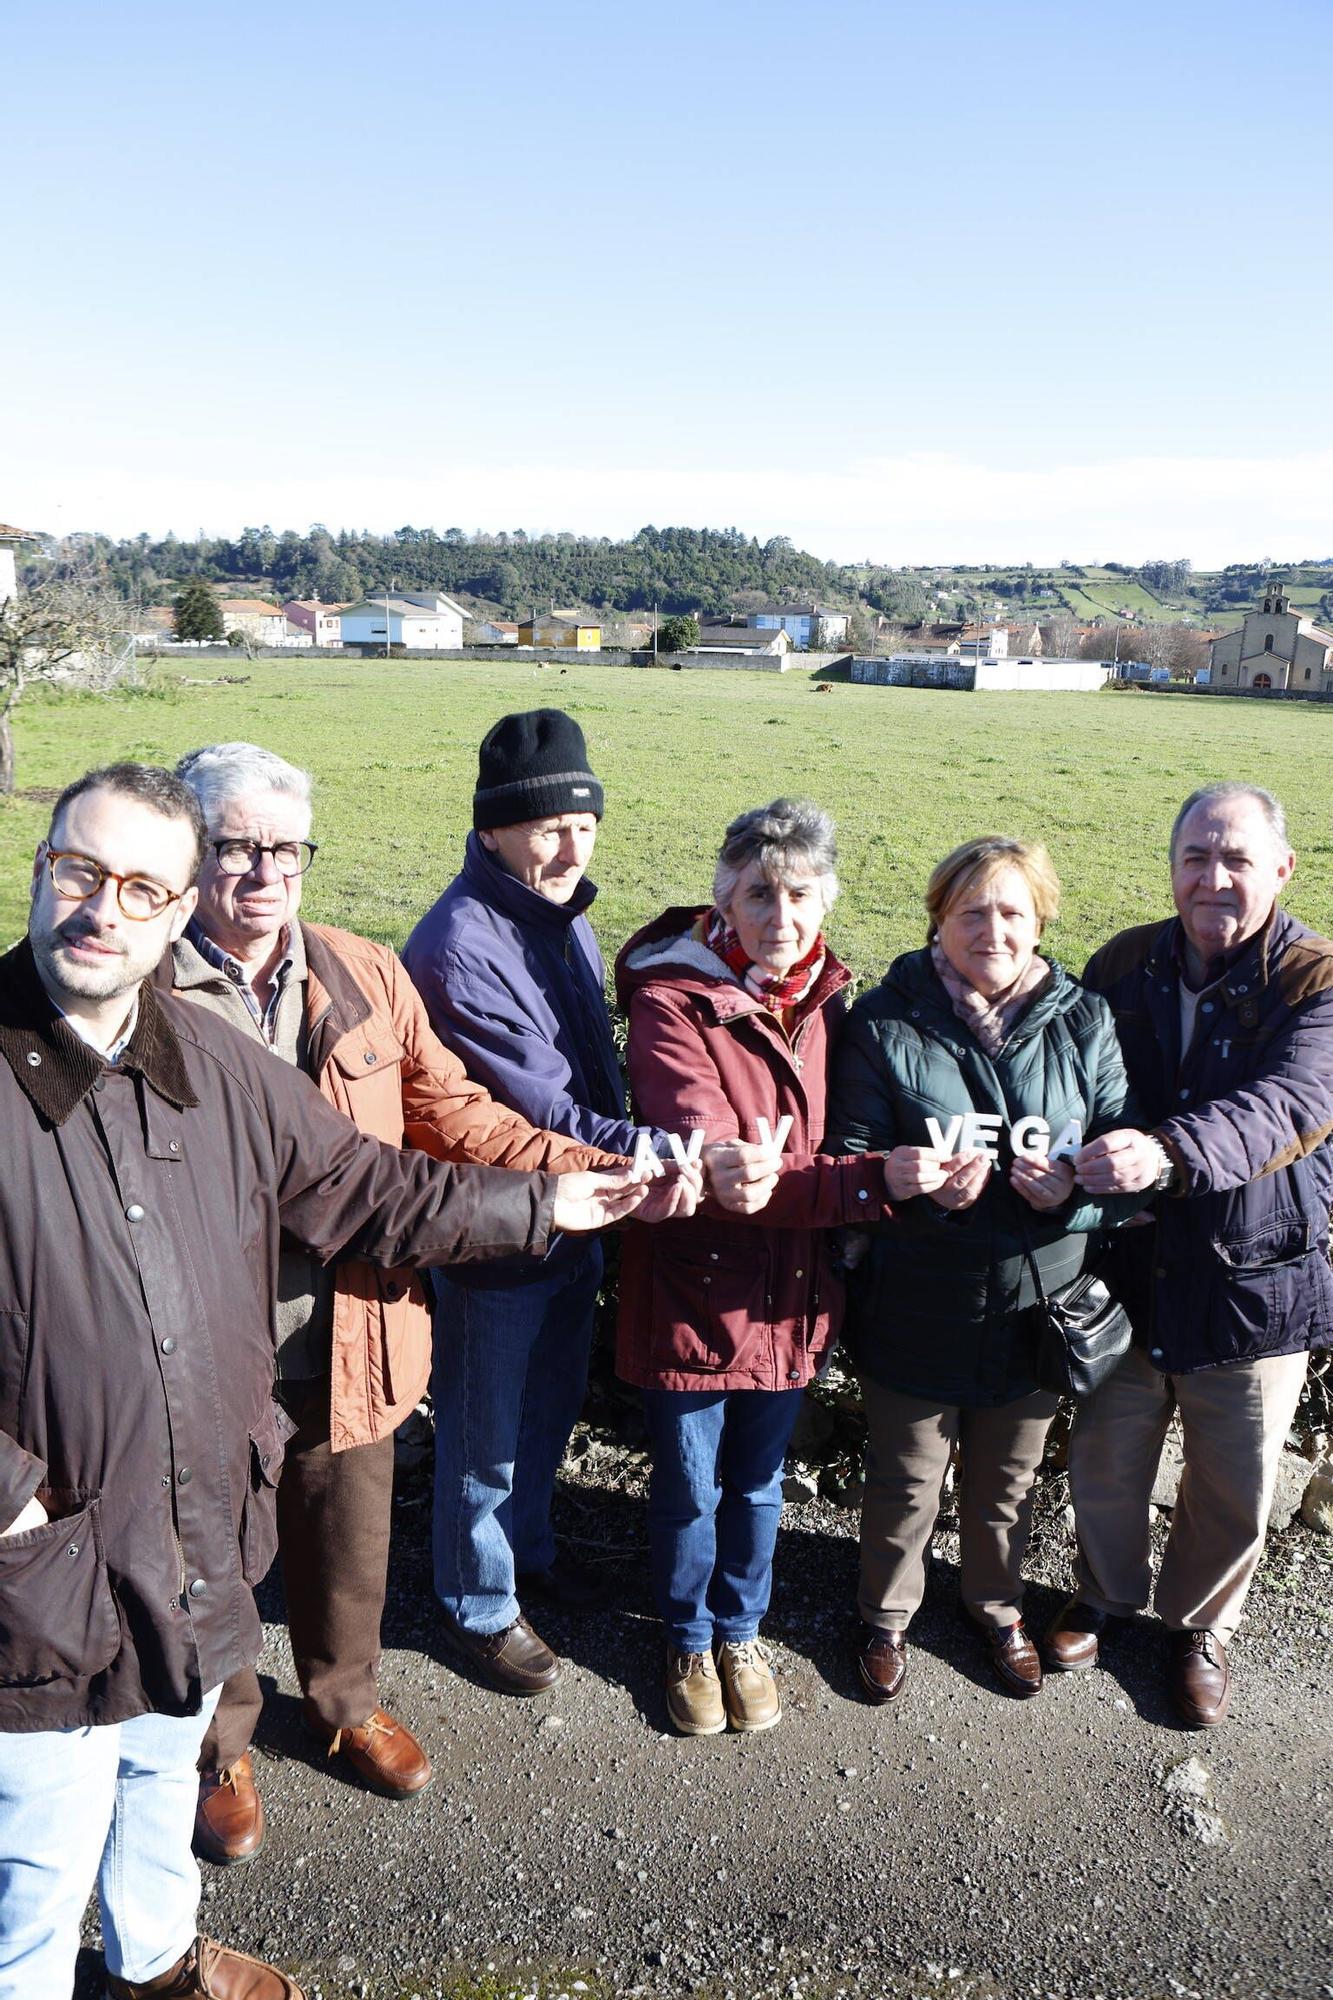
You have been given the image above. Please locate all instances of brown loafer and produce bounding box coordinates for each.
[856,1623,908,1704]
[1043,1598,1109,1672]
[105,1932,303,1996]
[442,1612,561,1694]
[304,1705,433,1797]
[193,1753,264,1867]
[1169,1628,1231,1729]
[983,1618,1043,1696]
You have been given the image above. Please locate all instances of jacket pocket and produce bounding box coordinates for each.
[239,1401,297,1585]
[1212,1209,1314,1270]
[651,1242,769,1374]
[0,1490,120,1690]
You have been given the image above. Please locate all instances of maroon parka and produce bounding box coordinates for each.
[614,909,892,1393]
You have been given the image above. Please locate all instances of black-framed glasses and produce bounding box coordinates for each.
[45,848,187,922]
[210,839,318,878]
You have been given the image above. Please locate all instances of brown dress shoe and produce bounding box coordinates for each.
[305,1705,433,1797]
[194,1754,264,1866]
[1169,1628,1231,1728]
[983,1618,1043,1696]
[856,1624,908,1704]
[442,1612,561,1693]
[1044,1598,1109,1672]
[105,1932,303,1997]
[517,1549,614,1610]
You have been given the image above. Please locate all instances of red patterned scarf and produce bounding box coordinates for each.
[703,907,826,1015]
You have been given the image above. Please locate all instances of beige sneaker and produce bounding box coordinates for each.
[665,1646,727,1735]
[717,1638,781,1733]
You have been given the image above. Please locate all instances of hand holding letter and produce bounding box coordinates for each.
[1074,1129,1164,1195]
[703,1139,782,1216]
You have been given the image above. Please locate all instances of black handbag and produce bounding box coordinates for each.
[1021,1238,1131,1399]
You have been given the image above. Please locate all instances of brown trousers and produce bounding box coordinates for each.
[201,1380,395,1769]
[857,1374,1060,1632]
[1068,1342,1308,1642]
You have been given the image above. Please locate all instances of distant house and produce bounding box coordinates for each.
[693,624,793,657]
[339,594,469,653]
[132,606,176,643]
[474,619,519,646]
[1209,582,1333,692]
[0,523,36,608]
[748,604,850,649]
[220,599,289,647]
[283,599,349,647]
[517,611,601,650]
[952,626,1009,661]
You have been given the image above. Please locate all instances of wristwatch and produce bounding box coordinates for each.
[1148,1136,1179,1194]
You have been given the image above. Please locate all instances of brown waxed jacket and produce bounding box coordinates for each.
[173,922,624,1450]
[0,937,555,1733]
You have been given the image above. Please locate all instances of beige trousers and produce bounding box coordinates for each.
[1068,1342,1309,1642]
[857,1374,1060,1633]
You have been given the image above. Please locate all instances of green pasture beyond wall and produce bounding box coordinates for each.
[2,657,1330,982]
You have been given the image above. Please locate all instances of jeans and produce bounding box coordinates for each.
[0,1686,220,1998]
[642,1387,804,1653]
[431,1244,602,1634]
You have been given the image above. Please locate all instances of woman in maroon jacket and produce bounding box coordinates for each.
[615,800,894,1737]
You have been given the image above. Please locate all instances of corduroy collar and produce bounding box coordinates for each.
[0,936,198,1126]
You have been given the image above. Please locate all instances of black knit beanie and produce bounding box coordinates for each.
[472,708,605,830]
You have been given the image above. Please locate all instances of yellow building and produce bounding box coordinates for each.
[518,611,601,650]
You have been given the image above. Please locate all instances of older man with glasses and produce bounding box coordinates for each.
[171,744,683,1867]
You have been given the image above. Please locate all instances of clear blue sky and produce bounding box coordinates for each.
[3,0,1330,564]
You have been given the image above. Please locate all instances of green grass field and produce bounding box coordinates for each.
[3,657,1331,986]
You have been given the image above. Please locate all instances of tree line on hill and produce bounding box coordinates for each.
[54,524,931,627]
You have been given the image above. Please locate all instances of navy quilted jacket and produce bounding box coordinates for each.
[1083,907,1333,1373]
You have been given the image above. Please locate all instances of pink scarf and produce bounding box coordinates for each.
[929,939,1051,1056]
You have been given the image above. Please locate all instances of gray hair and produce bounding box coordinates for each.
[175,742,314,836]
[712,798,839,913]
[1169,782,1289,862]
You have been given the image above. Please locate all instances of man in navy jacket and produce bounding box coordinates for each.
[403,710,670,1693]
[1046,782,1333,1726]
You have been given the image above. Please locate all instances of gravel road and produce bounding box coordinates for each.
[77,1438,1333,2000]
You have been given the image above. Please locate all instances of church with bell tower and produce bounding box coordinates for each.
[1209,580,1333,691]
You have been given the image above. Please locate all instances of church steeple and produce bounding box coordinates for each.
[1262,579,1289,615]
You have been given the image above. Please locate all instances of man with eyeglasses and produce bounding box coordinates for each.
[171,743,685,1865]
[0,760,660,2000]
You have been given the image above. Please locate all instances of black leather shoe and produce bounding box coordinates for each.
[982,1618,1043,1696]
[1169,1628,1231,1728]
[441,1613,561,1694]
[1043,1598,1109,1672]
[517,1549,614,1611]
[855,1623,908,1704]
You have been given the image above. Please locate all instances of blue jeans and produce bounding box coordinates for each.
[642,1388,805,1653]
[431,1244,602,1634]
[0,1686,220,1998]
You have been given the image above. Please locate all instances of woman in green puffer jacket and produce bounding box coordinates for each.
[824,835,1142,1706]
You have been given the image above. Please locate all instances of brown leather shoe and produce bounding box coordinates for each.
[1043,1598,1109,1672]
[856,1623,908,1704]
[442,1612,561,1693]
[193,1754,264,1866]
[105,1932,303,1997]
[517,1549,614,1610]
[983,1618,1043,1696]
[305,1705,433,1797]
[1169,1628,1231,1728]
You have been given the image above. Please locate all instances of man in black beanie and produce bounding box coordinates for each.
[402,710,667,1692]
